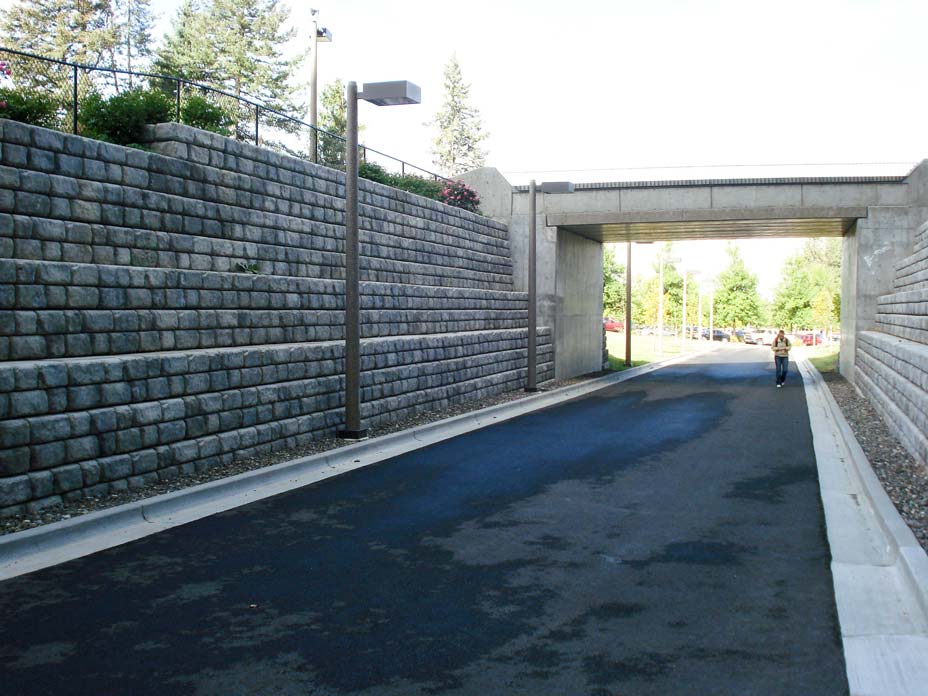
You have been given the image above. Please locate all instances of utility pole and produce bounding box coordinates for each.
[681,268,687,342]
[697,290,703,340]
[625,242,632,367]
[657,251,664,355]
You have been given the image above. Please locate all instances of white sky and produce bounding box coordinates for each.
[3,0,925,295]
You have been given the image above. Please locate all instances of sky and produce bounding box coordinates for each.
[3,0,926,295]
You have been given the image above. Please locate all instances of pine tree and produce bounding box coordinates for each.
[431,55,487,177]
[1,0,118,66]
[112,0,155,80]
[156,0,303,112]
[317,78,347,167]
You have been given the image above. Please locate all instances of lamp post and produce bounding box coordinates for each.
[625,242,632,367]
[338,80,421,440]
[525,180,573,391]
[309,9,332,163]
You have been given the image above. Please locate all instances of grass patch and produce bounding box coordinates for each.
[806,345,839,374]
[605,333,705,371]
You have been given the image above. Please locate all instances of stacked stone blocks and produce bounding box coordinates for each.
[0,121,553,514]
[858,219,928,466]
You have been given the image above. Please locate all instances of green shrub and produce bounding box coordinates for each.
[392,174,443,200]
[79,88,174,145]
[358,161,393,185]
[358,162,447,202]
[182,95,233,136]
[0,88,59,129]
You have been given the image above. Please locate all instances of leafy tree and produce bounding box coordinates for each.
[430,54,487,176]
[1,0,118,67]
[602,245,626,318]
[714,244,762,329]
[772,238,842,330]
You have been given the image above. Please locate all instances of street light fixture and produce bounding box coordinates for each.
[526,180,574,391]
[338,80,421,440]
[309,9,332,163]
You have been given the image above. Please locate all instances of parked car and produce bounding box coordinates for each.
[603,317,623,332]
[701,329,731,342]
[796,331,825,346]
[753,329,777,346]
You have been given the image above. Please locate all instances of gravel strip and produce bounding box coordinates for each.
[1,373,607,537]
[822,372,928,553]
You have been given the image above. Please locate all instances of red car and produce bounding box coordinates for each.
[603,317,623,332]
[797,331,825,346]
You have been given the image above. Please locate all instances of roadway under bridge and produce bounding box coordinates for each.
[462,162,928,468]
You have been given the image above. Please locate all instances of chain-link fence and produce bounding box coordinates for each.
[0,46,448,183]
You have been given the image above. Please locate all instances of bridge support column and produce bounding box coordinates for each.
[461,168,605,381]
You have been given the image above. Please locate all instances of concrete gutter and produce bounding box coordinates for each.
[0,346,716,582]
[799,357,928,696]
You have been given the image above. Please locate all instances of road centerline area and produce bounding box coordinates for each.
[0,347,848,696]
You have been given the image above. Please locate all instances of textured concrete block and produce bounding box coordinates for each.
[0,476,32,507]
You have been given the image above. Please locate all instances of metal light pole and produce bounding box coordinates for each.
[657,251,664,355]
[526,180,537,391]
[709,283,715,342]
[338,80,421,440]
[697,289,703,340]
[625,242,632,367]
[681,268,687,342]
[308,10,332,163]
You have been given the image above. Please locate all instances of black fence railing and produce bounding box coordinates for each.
[0,46,449,182]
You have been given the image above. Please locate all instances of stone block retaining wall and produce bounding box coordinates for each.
[0,121,553,514]
[858,219,928,467]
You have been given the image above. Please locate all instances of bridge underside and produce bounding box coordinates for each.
[547,206,863,243]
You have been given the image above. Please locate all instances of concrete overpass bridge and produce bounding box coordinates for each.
[462,162,928,467]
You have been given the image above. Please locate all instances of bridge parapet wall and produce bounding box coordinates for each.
[0,121,551,515]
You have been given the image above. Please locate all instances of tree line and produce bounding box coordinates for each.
[1,1,488,177]
[603,238,842,333]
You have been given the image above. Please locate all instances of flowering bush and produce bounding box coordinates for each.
[441,180,480,213]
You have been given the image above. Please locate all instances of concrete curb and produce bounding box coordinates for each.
[799,357,928,696]
[0,345,717,581]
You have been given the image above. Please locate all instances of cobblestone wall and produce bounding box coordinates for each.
[0,121,553,514]
[858,218,928,467]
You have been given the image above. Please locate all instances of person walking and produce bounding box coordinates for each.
[772,330,791,387]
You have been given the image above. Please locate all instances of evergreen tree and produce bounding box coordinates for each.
[317,78,346,167]
[113,0,155,80]
[431,55,487,176]
[714,244,762,329]
[1,0,118,66]
[155,0,304,117]
[153,1,217,84]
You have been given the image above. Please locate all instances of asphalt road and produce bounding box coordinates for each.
[0,347,848,695]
